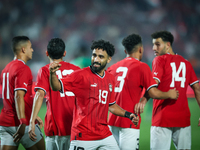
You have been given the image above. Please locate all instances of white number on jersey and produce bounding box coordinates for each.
[114,67,128,92]
[170,62,186,88]
[56,69,75,97]
[99,90,108,104]
[2,73,9,99]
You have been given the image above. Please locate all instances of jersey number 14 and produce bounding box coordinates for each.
[170,62,186,88]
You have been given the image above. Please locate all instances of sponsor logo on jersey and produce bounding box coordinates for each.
[109,83,112,92]
[23,82,28,87]
[91,83,97,87]
[154,72,158,76]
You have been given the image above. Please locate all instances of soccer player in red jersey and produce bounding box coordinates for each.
[28,38,80,150]
[49,39,139,150]
[107,34,179,150]
[0,36,45,150]
[150,31,200,150]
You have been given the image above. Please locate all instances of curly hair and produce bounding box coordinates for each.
[47,38,65,59]
[122,34,142,54]
[90,39,115,57]
[151,31,174,46]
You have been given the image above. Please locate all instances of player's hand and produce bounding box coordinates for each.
[168,88,179,99]
[36,116,44,129]
[13,123,26,143]
[49,61,61,74]
[198,118,200,126]
[134,97,147,114]
[28,121,37,141]
[130,113,139,127]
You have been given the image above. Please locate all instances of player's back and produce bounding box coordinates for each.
[0,59,33,126]
[108,57,146,109]
[152,54,199,127]
[108,57,155,129]
[153,54,197,100]
[35,61,80,136]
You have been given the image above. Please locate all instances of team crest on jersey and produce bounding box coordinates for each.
[109,83,112,92]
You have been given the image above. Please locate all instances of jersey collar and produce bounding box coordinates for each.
[89,66,105,78]
[17,59,25,64]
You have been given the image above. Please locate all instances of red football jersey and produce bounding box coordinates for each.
[0,59,33,126]
[35,61,80,136]
[152,54,199,127]
[60,67,116,141]
[107,57,157,129]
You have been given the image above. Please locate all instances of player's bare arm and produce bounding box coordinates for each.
[49,61,62,91]
[148,87,179,99]
[29,89,45,141]
[134,96,148,115]
[109,103,139,126]
[13,90,26,143]
[153,79,179,99]
[191,82,200,126]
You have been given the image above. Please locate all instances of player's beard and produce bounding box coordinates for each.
[91,61,107,74]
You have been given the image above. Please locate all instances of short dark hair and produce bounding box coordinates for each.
[47,38,65,59]
[151,31,174,46]
[122,34,142,54]
[90,39,115,57]
[12,36,30,54]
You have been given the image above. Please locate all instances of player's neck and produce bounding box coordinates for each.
[126,53,140,61]
[15,54,28,64]
[50,58,63,63]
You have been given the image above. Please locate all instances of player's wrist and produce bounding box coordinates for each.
[124,111,138,120]
[19,118,27,125]
[124,111,133,120]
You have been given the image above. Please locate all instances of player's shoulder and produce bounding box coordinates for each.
[105,69,115,79]
[38,64,49,74]
[61,61,81,70]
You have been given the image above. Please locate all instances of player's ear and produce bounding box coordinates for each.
[166,42,171,50]
[139,47,142,54]
[124,50,127,54]
[21,47,25,53]
[107,56,112,64]
[63,51,66,57]
[46,51,49,56]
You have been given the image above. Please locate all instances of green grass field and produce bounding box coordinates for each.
[1,98,200,150]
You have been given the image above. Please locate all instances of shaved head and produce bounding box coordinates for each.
[12,36,30,54]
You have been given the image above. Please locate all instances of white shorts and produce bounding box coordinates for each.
[69,135,120,150]
[45,135,71,150]
[109,126,140,150]
[0,124,43,148]
[150,126,191,150]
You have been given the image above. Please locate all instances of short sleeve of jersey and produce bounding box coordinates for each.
[188,62,199,86]
[35,67,49,94]
[152,56,165,83]
[140,63,157,91]
[60,70,83,94]
[15,66,32,91]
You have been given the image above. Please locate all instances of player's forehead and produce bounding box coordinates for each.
[152,38,164,44]
[92,48,108,57]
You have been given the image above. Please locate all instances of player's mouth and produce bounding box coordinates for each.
[93,63,101,67]
[154,51,158,56]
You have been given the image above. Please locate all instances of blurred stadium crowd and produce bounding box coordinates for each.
[0,0,200,79]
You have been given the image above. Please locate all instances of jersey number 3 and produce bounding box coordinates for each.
[170,62,186,88]
[115,67,128,92]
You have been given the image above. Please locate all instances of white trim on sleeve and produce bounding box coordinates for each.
[190,80,199,86]
[34,87,47,95]
[146,84,158,91]
[58,79,64,93]
[153,77,160,83]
